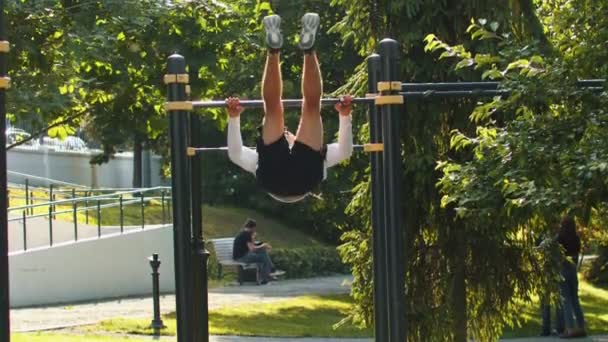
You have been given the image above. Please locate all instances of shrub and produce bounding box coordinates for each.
[207,244,349,280]
[271,246,350,279]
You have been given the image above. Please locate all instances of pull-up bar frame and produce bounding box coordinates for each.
[186,144,383,156]
[168,80,605,110]
[164,39,605,342]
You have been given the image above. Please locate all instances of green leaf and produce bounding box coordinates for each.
[117,32,126,41]
[482,69,503,80]
[455,58,475,70]
[258,2,273,12]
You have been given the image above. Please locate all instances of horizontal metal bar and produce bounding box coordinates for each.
[188,80,606,110]
[402,82,500,91]
[7,186,168,211]
[401,79,605,92]
[404,90,508,98]
[7,198,149,222]
[190,144,370,154]
[191,97,373,109]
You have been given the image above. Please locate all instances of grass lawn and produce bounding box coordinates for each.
[502,280,608,338]
[88,294,372,338]
[83,279,607,339]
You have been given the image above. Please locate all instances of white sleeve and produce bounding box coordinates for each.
[227,116,258,174]
[325,114,353,168]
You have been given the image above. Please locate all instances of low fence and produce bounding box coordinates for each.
[7,186,172,252]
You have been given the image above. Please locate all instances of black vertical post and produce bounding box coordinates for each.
[71,188,77,240]
[85,192,89,225]
[167,54,194,342]
[22,211,26,251]
[97,200,101,237]
[48,205,53,246]
[52,194,56,219]
[367,53,389,342]
[161,191,166,225]
[119,195,124,233]
[141,193,145,229]
[25,179,29,213]
[0,0,9,333]
[190,114,209,341]
[149,253,166,335]
[379,38,406,341]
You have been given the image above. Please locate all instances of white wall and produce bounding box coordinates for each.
[7,147,163,188]
[9,225,176,308]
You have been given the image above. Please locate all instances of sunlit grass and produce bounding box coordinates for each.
[86,294,372,338]
[502,279,608,338]
[83,280,607,339]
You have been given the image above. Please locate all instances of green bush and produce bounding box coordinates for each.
[271,246,350,279]
[207,244,349,280]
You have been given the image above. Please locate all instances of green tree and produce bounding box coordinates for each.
[330,0,561,340]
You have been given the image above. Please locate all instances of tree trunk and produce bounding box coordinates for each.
[132,133,142,188]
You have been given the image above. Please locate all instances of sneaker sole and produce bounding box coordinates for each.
[263,15,283,49]
[299,13,320,50]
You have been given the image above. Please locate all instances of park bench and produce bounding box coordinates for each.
[209,237,260,285]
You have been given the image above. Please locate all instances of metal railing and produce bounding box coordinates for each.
[7,186,172,251]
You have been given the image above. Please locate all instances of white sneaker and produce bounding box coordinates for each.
[299,13,320,50]
[270,270,286,277]
[263,14,283,50]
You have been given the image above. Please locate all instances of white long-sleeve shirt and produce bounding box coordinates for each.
[227,115,353,203]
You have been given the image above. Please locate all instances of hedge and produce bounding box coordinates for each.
[271,246,350,279]
[208,244,349,280]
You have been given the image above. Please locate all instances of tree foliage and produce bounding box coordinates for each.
[328,0,602,340]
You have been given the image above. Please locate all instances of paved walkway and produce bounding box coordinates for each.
[11,275,353,332]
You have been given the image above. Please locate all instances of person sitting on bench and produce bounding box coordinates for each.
[232,218,279,284]
[226,13,354,203]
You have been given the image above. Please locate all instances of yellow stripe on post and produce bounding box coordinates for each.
[0,77,11,89]
[186,147,196,157]
[165,101,193,111]
[377,81,402,92]
[364,143,384,152]
[163,74,190,84]
[0,41,9,53]
[375,95,404,105]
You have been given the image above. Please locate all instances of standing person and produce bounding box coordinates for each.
[226,13,354,203]
[557,216,586,338]
[232,218,280,284]
[537,225,564,336]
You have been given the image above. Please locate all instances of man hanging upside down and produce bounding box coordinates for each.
[226,13,354,203]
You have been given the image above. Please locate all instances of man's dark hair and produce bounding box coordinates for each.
[244,218,257,229]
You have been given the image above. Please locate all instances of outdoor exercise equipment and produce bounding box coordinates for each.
[163,39,606,342]
[0,0,9,339]
[0,4,605,340]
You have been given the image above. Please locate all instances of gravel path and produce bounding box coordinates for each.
[11,275,353,332]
